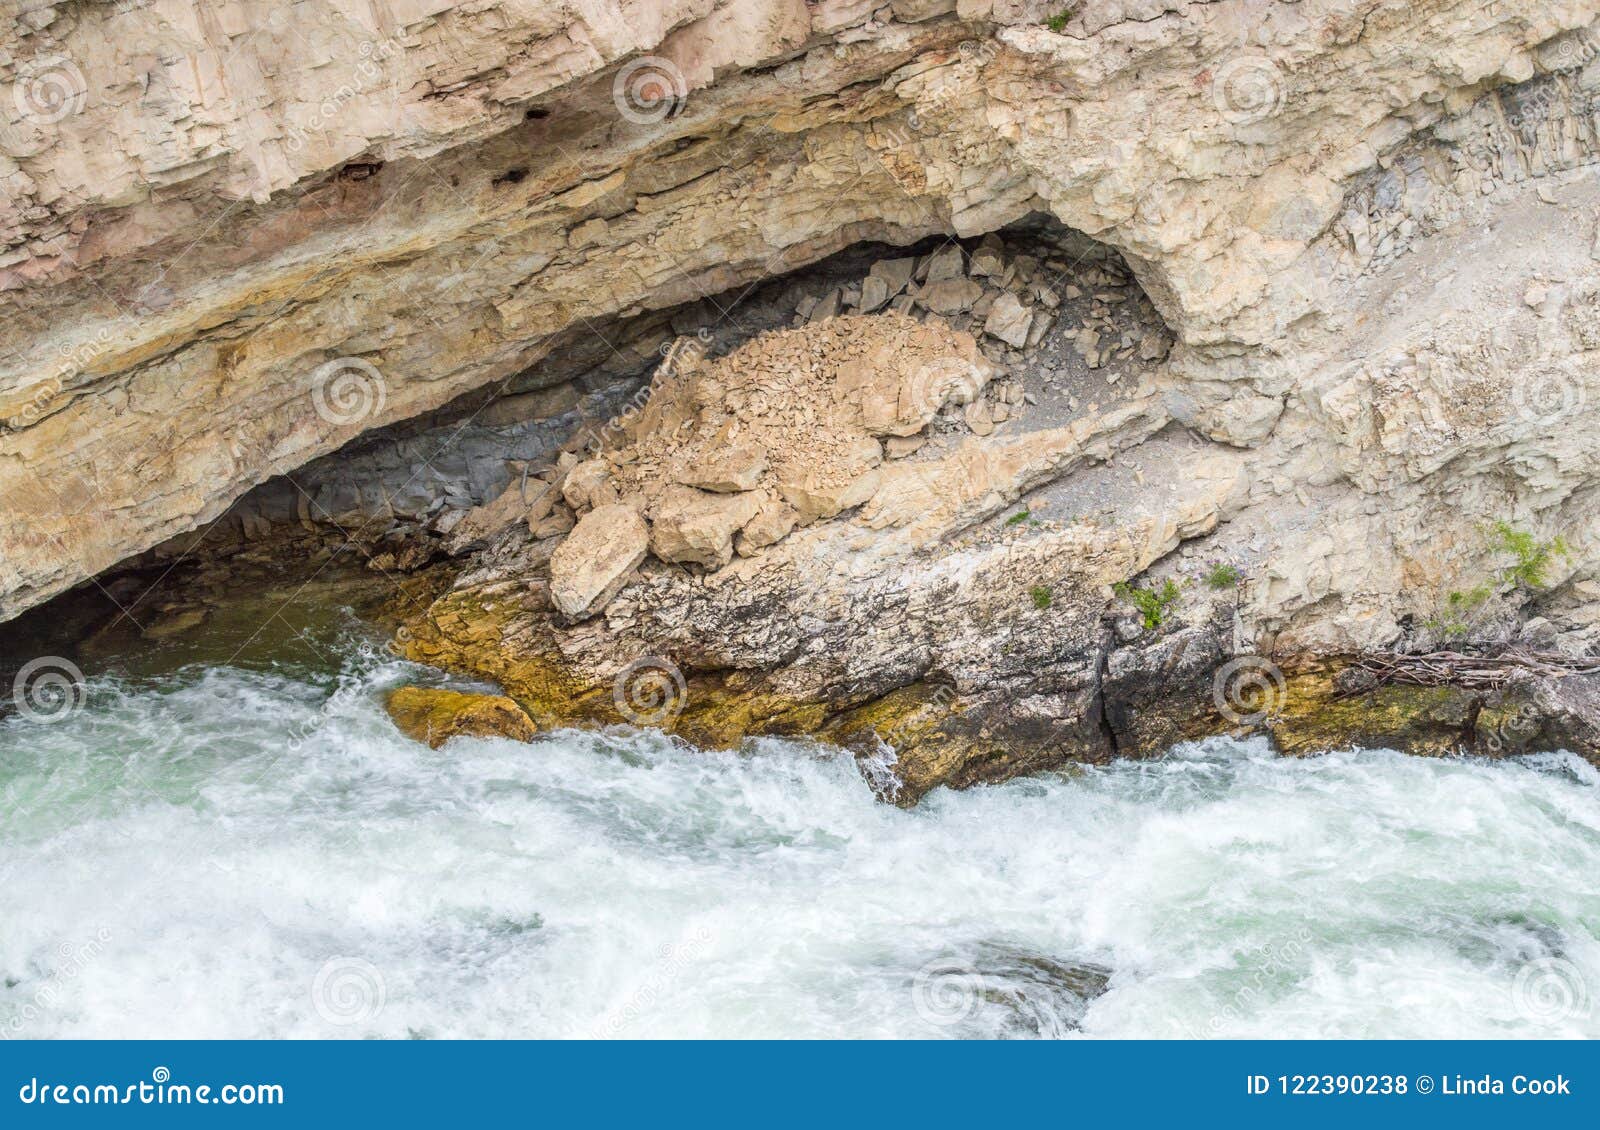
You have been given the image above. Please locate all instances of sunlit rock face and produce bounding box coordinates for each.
[4,0,1600,699]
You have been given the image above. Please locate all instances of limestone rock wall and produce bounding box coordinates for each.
[4,0,1600,632]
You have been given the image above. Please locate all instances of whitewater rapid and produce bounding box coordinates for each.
[2,634,1597,1039]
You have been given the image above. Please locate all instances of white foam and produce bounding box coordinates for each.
[2,657,1597,1038]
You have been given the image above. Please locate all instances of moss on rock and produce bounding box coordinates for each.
[385,686,539,748]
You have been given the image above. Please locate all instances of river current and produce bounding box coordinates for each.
[2,617,1597,1039]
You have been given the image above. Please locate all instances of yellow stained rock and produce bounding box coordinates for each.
[385,686,539,749]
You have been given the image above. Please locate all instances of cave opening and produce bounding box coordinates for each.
[3,213,1171,689]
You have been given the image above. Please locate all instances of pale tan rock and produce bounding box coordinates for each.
[984,292,1033,347]
[918,279,984,315]
[780,468,884,524]
[533,509,576,539]
[678,445,768,493]
[969,236,1006,279]
[736,497,800,554]
[925,244,967,281]
[562,459,616,512]
[8,0,1600,639]
[548,504,648,619]
[869,258,918,297]
[859,275,892,312]
[649,486,764,567]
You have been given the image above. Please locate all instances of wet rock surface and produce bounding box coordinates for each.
[385,686,539,749]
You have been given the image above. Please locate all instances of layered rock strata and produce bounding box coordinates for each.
[8,2,1600,797]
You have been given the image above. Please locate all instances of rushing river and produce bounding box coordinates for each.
[2,616,1598,1039]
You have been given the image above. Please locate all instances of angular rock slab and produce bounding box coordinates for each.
[549,503,649,619]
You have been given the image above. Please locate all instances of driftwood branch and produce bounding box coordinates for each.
[1334,649,1600,699]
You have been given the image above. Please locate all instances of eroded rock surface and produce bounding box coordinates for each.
[5,0,1600,620]
[9,1,1600,798]
[384,685,539,748]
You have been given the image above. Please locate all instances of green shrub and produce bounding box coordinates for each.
[1203,563,1241,590]
[1489,521,1569,590]
[1006,510,1031,527]
[1114,579,1180,629]
[1029,585,1053,610]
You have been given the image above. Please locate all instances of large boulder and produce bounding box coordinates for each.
[549,504,649,618]
[649,486,763,567]
[385,686,538,749]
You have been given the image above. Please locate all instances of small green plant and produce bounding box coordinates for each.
[1044,7,1075,32]
[1423,583,1493,640]
[1489,521,1569,590]
[1114,579,1180,630]
[1029,585,1053,610]
[1006,510,1031,527]
[1203,563,1241,590]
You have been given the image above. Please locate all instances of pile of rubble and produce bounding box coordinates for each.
[424,230,1185,624]
[790,234,1169,373]
[545,312,995,619]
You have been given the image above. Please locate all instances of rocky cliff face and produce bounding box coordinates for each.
[8,1,1600,795]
